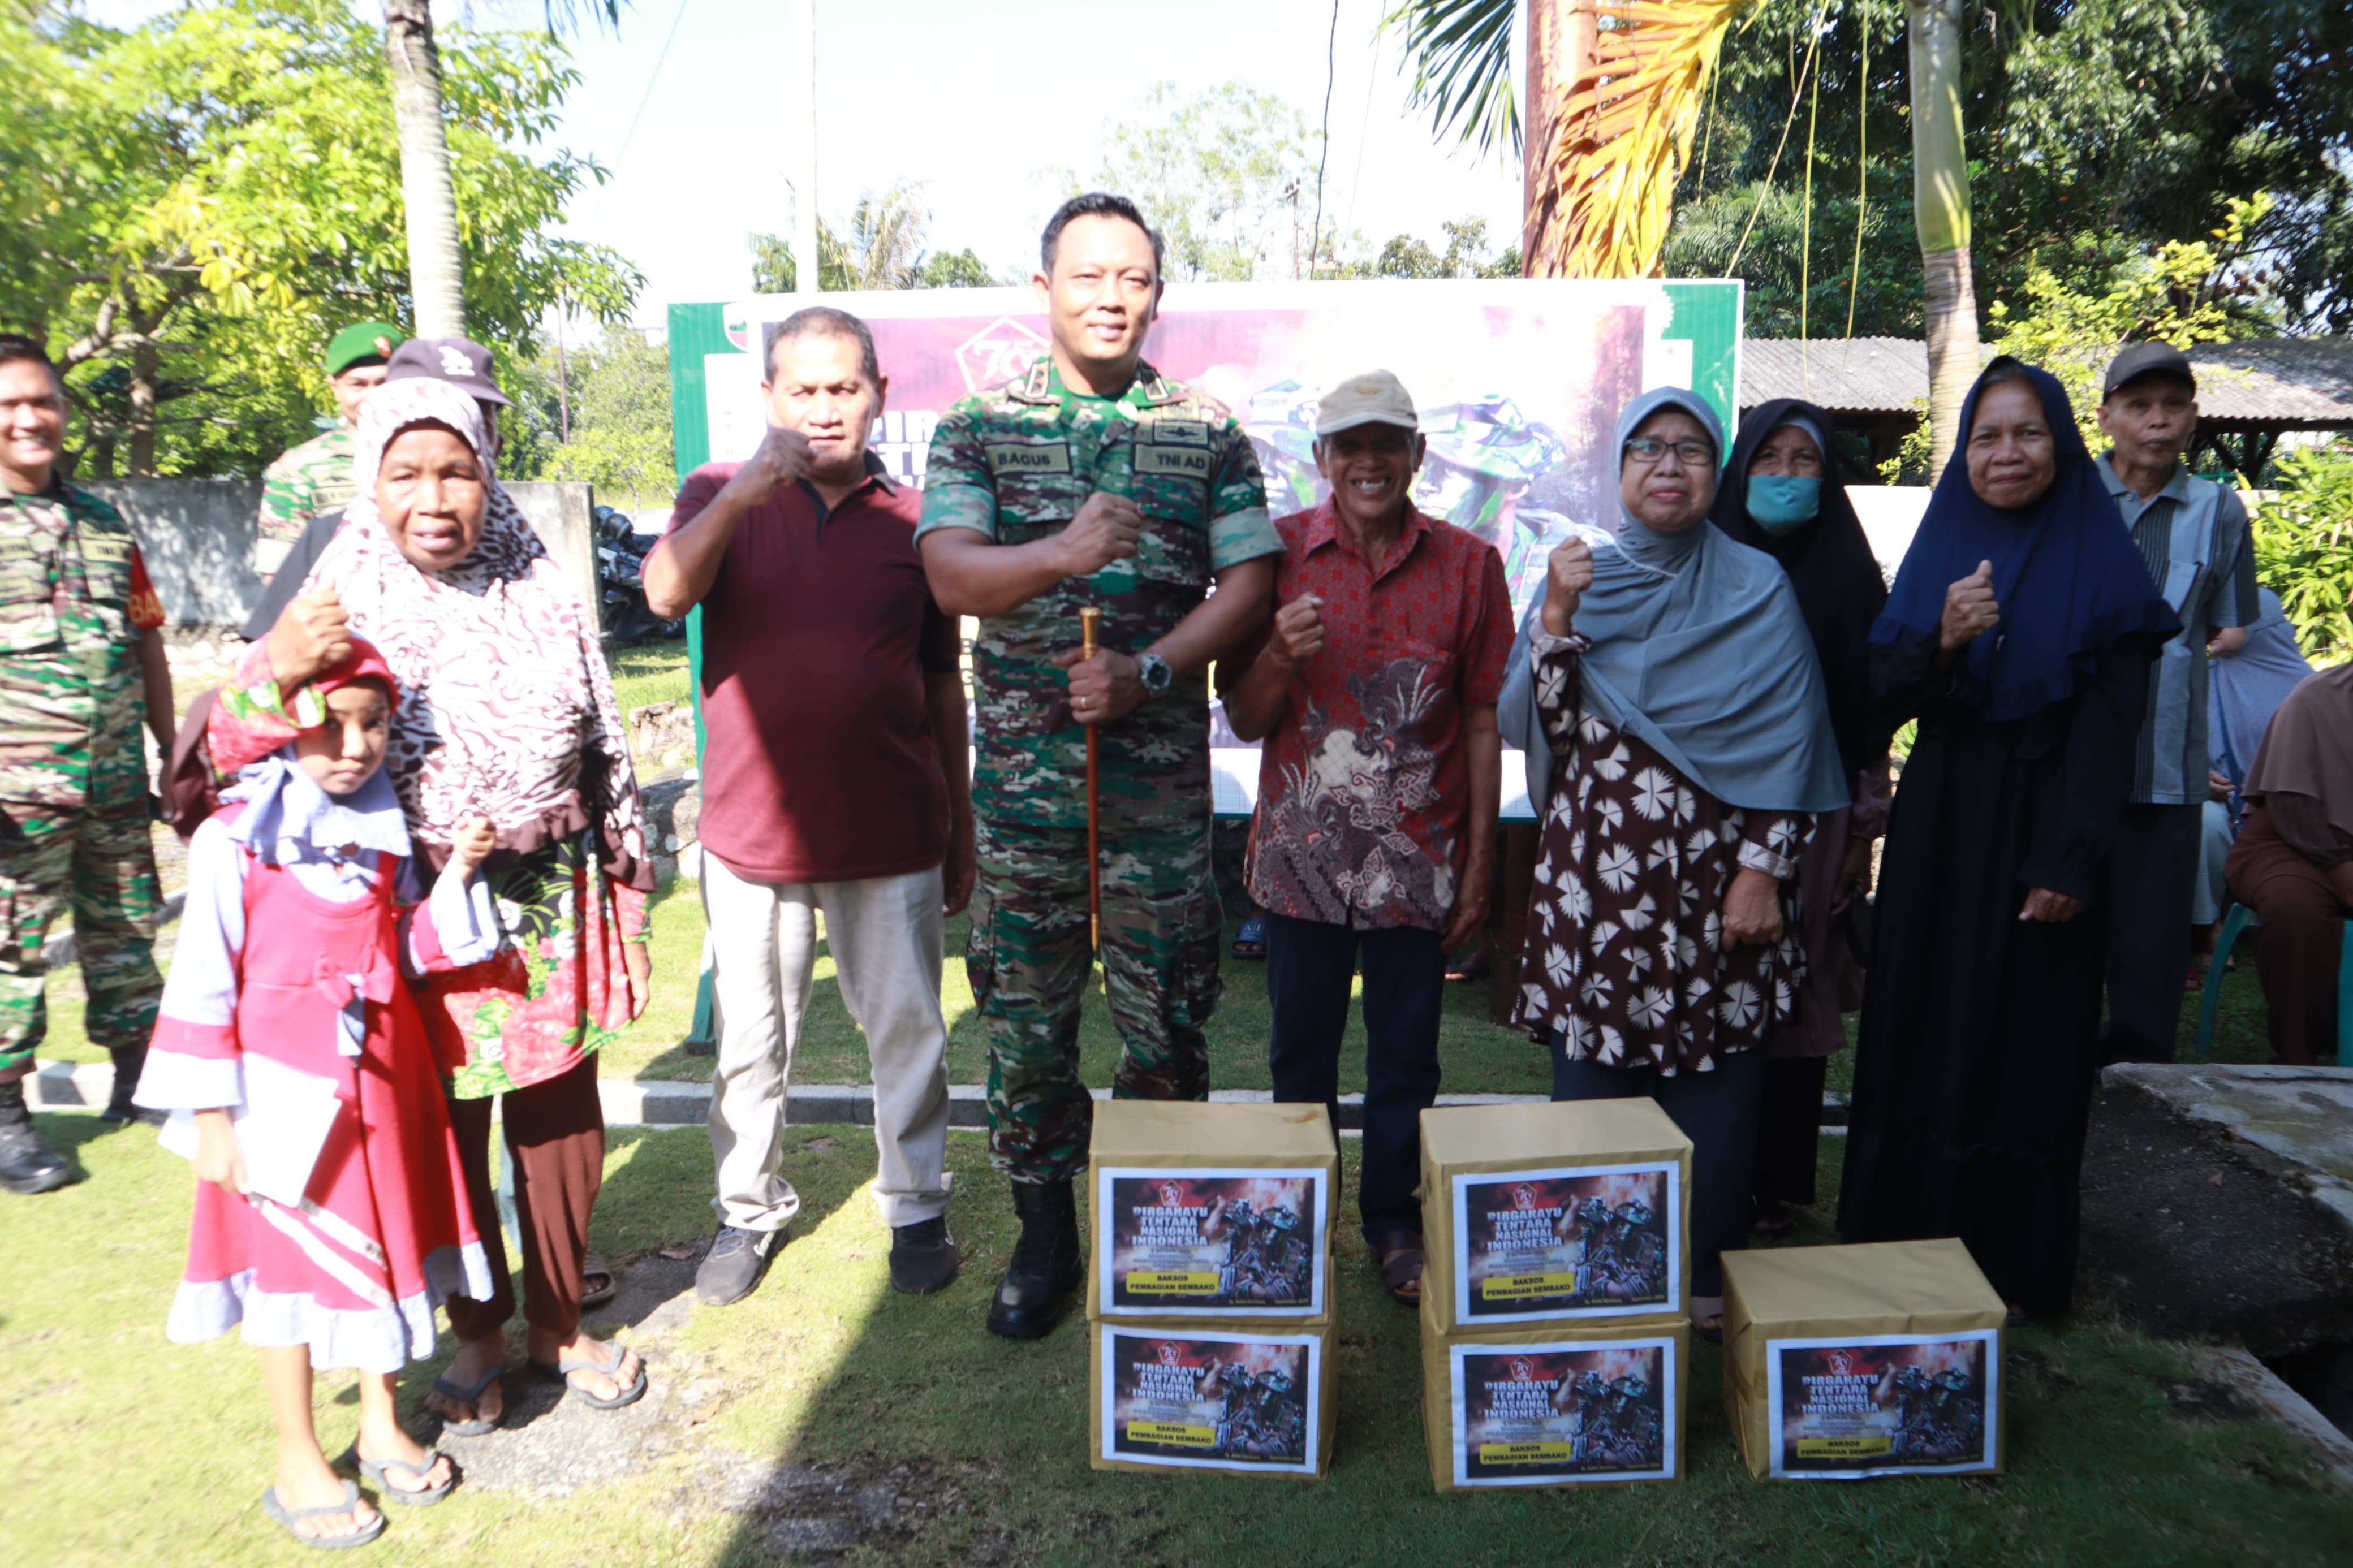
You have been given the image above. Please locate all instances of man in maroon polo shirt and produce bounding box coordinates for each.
[1222,369,1509,1310]
[645,306,974,1305]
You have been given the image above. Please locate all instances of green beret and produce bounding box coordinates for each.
[326,321,403,377]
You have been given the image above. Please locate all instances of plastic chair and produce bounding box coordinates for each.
[2192,902,2353,1066]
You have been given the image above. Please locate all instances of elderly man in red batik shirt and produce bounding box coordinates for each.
[1222,369,1509,1308]
[645,306,975,1307]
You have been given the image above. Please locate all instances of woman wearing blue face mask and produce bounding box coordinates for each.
[1708,400,1893,1239]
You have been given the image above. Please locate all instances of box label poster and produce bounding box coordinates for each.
[1447,1338,1679,1487]
[1451,1162,1681,1323]
[1766,1331,1999,1478]
[1097,1167,1328,1316]
[1101,1330,1320,1473]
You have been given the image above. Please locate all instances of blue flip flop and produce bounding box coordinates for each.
[428,1363,504,1436]
[334,1444,456,1506]
[260,1480,386,1550]
[529,1338,647,1410]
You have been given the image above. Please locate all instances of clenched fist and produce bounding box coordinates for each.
[1940,559,2001,653]
[1541,538,1595,637]
[1052,492,1143,578]
[450,814,497,876]
[1268,594,1325,667]
[267,582,352,689]
[725,425,813,507]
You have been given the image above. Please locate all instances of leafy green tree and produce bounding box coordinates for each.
[1320,215,1522,279]
[749,184,1009,292]
[511,326,675,509]
[1,0,637,478]
[1069,81,1316,281]
[2251,444,2353,669]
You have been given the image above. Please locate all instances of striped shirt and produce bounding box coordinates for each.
[2100,455,2259,805]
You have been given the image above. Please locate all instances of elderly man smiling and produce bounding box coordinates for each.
[1222,369,1510,1307]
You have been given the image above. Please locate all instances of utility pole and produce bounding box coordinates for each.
[555,305,571,444]
[790,0,819,296]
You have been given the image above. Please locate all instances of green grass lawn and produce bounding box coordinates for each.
[7,1115,2347,1566]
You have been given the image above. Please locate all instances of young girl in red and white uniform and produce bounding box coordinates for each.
[135,639,503,1550]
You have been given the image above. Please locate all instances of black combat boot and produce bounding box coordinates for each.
[100,1043,154,1125]
[985,1179,1081,1340]
[0,1077,75,1195]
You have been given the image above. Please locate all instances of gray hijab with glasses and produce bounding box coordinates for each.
[1499,386,1848,814]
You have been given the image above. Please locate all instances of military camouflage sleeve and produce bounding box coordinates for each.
[1204,413,1280,570]
[914,403,999,541]
[257,450,316,548]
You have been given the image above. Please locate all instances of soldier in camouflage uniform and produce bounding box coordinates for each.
[919,193,1282,1338]
[254,321,400,582]
[0,335,173,1194]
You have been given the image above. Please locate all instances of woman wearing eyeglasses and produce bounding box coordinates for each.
[1498,388,1850,1338]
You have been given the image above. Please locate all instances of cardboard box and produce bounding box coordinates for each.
[1721,1239,2006,1480]
[1089,1320,1334,1479]
[1419,1100,1693,1333]
[1419,1294,1688,1491]
[1088,1101,1339,1323]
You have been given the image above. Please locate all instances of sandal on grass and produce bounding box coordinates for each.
[1229,915,1267,961]
[529,1338,647,1411]
[260,1480,385,1550]
[580,1249,618,1310]
[334,1444,456,1507]
[428,1363,504,1437]
[1750,1202,1800,1238]
[1377,1242,1425,1307]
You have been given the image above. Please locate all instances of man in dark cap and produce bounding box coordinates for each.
[240,336,511,641]
[2094,340,2260,1063]
[255,322,402,582]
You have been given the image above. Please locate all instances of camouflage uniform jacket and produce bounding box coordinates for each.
[0,482,164,822]
[917,356,1281,830]
[257,424,357,574]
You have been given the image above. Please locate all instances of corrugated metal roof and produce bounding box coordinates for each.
[1739,337,2353,426]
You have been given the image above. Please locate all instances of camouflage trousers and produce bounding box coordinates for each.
[968,812,1224,1183]
[0,802,163,1073]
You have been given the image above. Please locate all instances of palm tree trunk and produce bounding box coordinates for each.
[383,1,466,338]
[1521,0,1598,276]
[1908,0,1976,481]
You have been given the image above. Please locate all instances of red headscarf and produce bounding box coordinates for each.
[308,636,402,715]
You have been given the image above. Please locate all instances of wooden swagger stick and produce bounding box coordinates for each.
[1080,607,1103,964]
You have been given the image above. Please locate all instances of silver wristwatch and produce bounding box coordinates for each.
[1135,651,1174,699]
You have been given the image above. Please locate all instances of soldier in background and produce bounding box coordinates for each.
[0,334,173,1191]
[253,321,400,583]
[919,193,1281,1338]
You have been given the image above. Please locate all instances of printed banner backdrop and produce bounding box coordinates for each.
[1450,1162,1682,1323]
[1448,1337,1679,1486]
[1096,1167,1329,1318]
[667,279,1743,816]
[1765,1331,2000,1478]
[1100,1329,1321,1472]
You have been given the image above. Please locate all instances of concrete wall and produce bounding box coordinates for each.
[89,478,601,632]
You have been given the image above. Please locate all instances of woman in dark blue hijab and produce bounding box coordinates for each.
[1838,358,2178,1323]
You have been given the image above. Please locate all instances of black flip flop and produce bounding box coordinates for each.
[580,1249,618,1311]
[335,1444,456,1507]
[530,1338,648,1411]
[1377,1244,1425,1307]
[428,1363,504,1436]
[260,1480,385,1550]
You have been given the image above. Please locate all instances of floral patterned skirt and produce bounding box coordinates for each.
[416,832,648,1099]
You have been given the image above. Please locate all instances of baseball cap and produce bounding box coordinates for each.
[1314,369,1421,438]
[2101,341,2196,399]
[383,336,513,408]
[326,321,402,378]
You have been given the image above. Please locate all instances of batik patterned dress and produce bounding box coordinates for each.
[1510,631,1815,1073]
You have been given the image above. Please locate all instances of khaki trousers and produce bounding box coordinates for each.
[701,853,953,1230]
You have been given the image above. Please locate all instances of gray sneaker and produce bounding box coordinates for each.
[695,1225,781,1306]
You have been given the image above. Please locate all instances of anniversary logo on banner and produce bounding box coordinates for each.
[1102,1331,1318,1472]
[1098,1168,1327,1316]
[1453,1163,1680,1321]
[1766,1331,1999,1478]
[1448,1339,1678,1487]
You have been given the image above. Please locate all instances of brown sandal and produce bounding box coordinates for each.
[1377,1242,1425,1307]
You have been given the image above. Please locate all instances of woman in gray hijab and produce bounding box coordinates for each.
[1498,387,1847,1336]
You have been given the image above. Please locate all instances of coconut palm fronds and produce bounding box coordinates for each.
[1382,0,1519,158]
[1532,0,1757,278]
